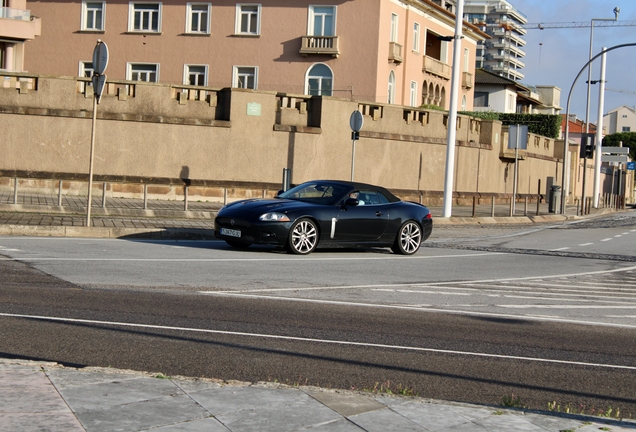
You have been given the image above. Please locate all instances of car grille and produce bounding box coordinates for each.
[215,217,251,228]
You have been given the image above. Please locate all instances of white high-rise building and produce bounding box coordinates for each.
[463,0,527,81]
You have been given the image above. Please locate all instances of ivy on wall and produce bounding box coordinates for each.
[458,112,561,139]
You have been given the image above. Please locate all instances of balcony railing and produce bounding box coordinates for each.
[388,42,403,64]
[299,36,340,58]
[462,72,473,89]
[423,56,451,80]
[0,7,31,21]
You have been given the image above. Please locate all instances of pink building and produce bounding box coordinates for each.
[0,0,41,71]
[22,0,486,108]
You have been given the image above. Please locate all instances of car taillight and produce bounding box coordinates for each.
[425,213,432,219]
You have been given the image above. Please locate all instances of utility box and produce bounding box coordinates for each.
[549,185,561,214]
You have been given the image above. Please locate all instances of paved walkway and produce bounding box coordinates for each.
[2,358,634,432]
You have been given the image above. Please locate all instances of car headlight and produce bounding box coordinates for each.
[259,212,290,222]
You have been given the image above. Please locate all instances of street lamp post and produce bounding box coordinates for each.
[441,0,465,218]
[584,7,619,208]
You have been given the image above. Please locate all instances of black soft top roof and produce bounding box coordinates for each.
[305,180,401,203]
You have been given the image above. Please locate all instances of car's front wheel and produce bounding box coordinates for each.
[286,218,318,255]
[391,220,422,255]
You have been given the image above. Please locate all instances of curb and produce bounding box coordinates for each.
[0,225,217,240]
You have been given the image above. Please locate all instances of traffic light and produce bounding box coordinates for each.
[580,134,595,159]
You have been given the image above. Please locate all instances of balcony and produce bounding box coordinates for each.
[299,36,340,58]
[423,56,451,80]
[462,72,473,89]
[388,42,403,64]
[0,7,41,40]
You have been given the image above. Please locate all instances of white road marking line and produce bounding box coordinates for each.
[614,235,623,238]
[1,312,635,371]
[198,292,636,330]
[372,289,471,296]
[0,252,503,262]
[578,243,594,246]
[601,238,613,242]
[500,305,636,309]
[551,247,570,251]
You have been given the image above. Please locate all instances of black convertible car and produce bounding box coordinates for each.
[214,180,433,255]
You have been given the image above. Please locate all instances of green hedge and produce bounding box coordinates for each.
[458,112,561,139]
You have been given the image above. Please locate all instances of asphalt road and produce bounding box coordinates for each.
[1,211,635,417]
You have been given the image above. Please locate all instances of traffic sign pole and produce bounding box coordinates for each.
[349,110,363,182]
[87,40,109,227]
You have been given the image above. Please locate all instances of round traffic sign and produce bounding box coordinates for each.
[349,110,363,132]
[92,40,109,75]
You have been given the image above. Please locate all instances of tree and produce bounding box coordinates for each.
[602,132,636,160]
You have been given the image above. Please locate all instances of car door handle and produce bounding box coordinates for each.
[376,211,383,217]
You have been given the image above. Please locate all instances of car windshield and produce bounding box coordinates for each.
[277,182,349,205]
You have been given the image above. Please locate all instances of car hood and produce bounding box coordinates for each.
[218,198,319,216]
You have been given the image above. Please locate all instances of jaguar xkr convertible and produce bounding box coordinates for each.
[214,180,433,255]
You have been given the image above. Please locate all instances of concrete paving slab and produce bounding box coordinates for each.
[348,407,432,431]
[55,376,186,411]
[0,413,85,432]
[297,418,366,431]
[141,416,230,431]
[74,393,210,432]
[46,368,146,390]
[213,389,343,432]
[388,401,475,430]
[0,382,70,414]
[173,378,223,394]
[188,386,310,416]
[473,412,559,431]
[307,390,385,417]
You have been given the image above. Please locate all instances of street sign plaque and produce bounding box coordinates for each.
[601,154,629,163]
[602,147,630,155]
[627,161,635,171]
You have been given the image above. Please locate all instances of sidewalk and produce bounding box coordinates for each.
[0,190,622,239]
[2,358,634,432]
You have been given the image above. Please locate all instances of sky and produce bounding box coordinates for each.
[503,0,636,122]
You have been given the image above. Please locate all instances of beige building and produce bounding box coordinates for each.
[22,0,486,109]
[0,0,41,71]
[603,106,636,134]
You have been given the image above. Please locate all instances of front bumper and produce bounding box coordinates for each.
[215,217,292,246]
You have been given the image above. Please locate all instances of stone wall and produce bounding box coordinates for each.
[0,72,582,205]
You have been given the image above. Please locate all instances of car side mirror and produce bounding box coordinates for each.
[344,198,359,206]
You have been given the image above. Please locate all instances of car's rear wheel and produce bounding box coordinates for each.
[286,218,318,255]
[391,220,422,255]
[225,240,251,249]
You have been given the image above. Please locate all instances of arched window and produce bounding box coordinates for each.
[305,63,333,96]
[461,95,467,111]
[388,70,395,104]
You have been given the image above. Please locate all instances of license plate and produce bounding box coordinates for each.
[220,227,241,238]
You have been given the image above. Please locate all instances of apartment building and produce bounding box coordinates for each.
[0,0,41,71]
[463,0,526,81]
[603,106,636,134]
[21,0,486,109]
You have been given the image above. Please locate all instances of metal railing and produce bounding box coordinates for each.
[0,7,31,21]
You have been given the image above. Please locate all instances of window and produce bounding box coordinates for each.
[390,13,398,43]
[129,3,161,32]
[474,92,489,107]
[80,61,94,78]
[81,1,105,31]
[127,63,159,82]
[388,70,395,104]
[233,66,257,89]
[412,22,420,52]
[185,65,207,86]
[308,6,335,36]
[622,126,631,132]
[235,4,261,35]
[186,3,210,34]
[306,63,333,96]
[462,95,467,111]
[409,81,417,107]
[463,48,469,72]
